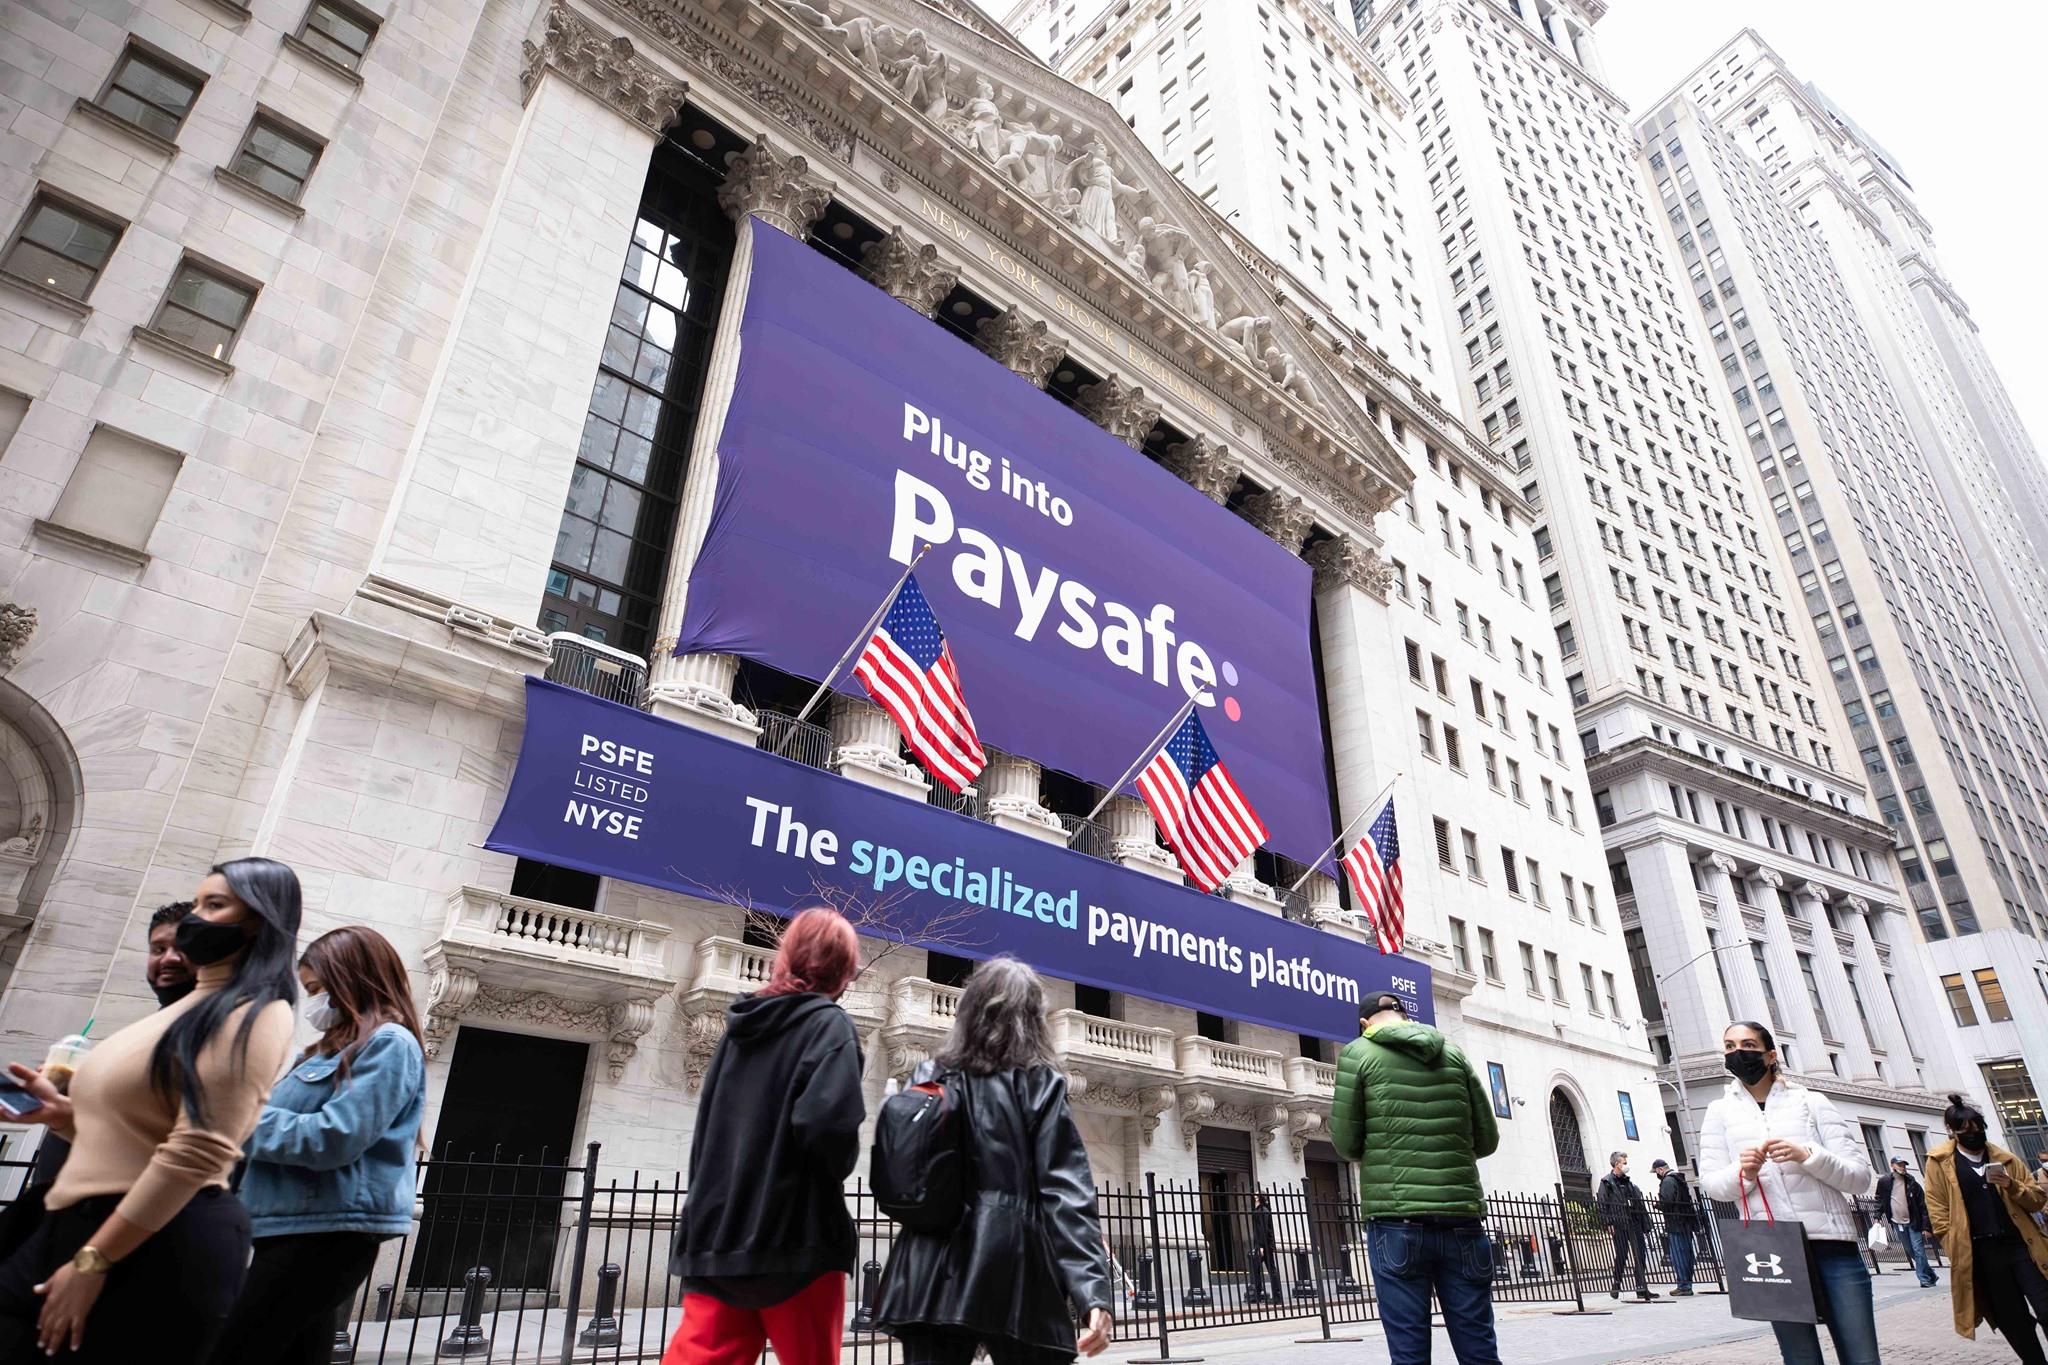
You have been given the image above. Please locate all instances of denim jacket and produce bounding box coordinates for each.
[240,1022,426,1238]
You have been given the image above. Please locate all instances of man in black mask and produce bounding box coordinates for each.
[0,901,198,1255]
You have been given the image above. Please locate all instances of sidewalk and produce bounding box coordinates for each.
[1098,1280,1995,1364]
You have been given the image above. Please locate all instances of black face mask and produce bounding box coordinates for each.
[1724,1050,1772,1086]
[1957,1130,1988,1154]
[150,978,195,1008]
[174,913,249,967]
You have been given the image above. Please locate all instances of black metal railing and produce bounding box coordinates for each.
[757,711,832,770]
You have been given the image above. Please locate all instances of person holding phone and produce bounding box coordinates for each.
[0,859,300,1362]
[1923,1094,2048,1363]
[1697,1020,1877,1365]
[209,926,427,1365]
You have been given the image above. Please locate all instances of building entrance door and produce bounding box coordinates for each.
[1550,1087,1594,1207]
[412,1027,590,1293]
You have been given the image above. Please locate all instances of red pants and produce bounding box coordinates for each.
[662,1272,845,1365]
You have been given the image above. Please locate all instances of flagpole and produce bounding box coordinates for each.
[1286,771,1402,893]
[1069,689,1210,839]
[790,545,930,727]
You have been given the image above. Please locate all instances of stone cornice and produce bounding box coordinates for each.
[1586,736,1895,849]
[522,0,689,135]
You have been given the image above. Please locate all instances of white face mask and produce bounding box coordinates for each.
[302,992,343,1033]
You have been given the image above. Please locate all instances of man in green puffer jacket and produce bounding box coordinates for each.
[1330,992,1501,1364]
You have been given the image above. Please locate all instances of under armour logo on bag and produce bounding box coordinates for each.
[1745,1253,1784,1278]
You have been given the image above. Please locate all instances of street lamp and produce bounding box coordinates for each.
[1654,941,1746,1174]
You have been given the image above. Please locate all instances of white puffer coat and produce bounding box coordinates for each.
[1698,1076,1874,1243]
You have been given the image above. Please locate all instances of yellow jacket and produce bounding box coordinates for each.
[1923,1139,2048,1340]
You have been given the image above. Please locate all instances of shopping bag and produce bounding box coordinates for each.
[1866,1221,1890,1252]
[1718,1177,1825,1325]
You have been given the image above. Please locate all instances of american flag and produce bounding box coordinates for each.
[1135,708,1269,893]
[852,574,986,793]
[1341,797,1404,955]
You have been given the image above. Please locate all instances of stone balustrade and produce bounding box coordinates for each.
[1176,1035,1290,1095]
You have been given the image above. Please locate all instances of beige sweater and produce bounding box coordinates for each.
[47,961,294,1231]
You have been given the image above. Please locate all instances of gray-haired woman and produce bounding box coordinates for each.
[873,957,1114,1364]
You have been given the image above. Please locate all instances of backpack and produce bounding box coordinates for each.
[872,1063,967,1232]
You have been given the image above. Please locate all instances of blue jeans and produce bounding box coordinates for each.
[1770,1241,1879,1365]
[1890,1221,1935,1285]
[1368,1219,1500,1365]
[1667,1227,1696,1291]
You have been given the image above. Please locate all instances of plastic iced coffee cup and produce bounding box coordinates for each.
[42,1033,92,1095]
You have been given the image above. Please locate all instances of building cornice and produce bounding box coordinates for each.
[1585,736,1897,850]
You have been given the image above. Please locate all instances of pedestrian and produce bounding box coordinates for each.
[1329,990,1501,1365]
[1250,1191,1280,1304]
[1651,1159,1698,1296]
[0,858,301,1362]
[0,901,198,1263]
[1597,1151,1657,1301]
[1697,1020,1877,1365]
[873,955,1114,1364]
[1874,1155,1939,1288]
[209,925,429,1365]
[665,908,868,1365]
[1923,1093,2048,1364]
[2035,1151,2048,1191]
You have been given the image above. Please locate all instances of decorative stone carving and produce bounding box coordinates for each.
[521,0,688,135]
[1161,435,1238,503]
[1251,1102,1289,1156]
[680,1012,726,1093]
[1068,1074,1175,1144]
[717,136,833,236]
[422,966,480,1060]
[1843,896,1872,917]
[1176,1085,1215,1149]
[859,229,958,317]
[975,307,1065,387]
[1753,867,1785,890]
[1241,488,1316,553]
[0,604,35,673]
[1706,852,1740,875]
[0,815,42,858]
[423,966,657,1080]
[1286,1105,1326,1158]
[1305,535,1394,599]
[1074,374,1161,449]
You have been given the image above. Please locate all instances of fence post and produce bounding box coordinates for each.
[556,1142,602,1365]
[852,1257,883,1328]
[1288,1179,1362,1346]
[577,1264,623,1347]
[1133,1171,1202,1364]
[1182,1247,1212,1306]
[440,1266,493,1356]
[1547,1185,1609,1317]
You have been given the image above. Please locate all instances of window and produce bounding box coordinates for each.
[1973,969,2013,1024]
[1941,973,1978,1027]
[45,425,183,554]
[1433,817,1454,868]
[1461,829,1482,879]
[1799,953,1834,1040]
[1544,951,1563,1000]
[1859,1124,1888,1177]
[1520,941,1539,994]
[1501,847,1521,895]
[1751,941,1781,1024]
[228,114,323,203]
[1479,928,1500,982]
[1416,709,1437,759]
[1603,971,1622,1019]
[97,43,203,140]
[1,194,123,301]
[295,0,379,71]
[149,259,256,361]
[1444,724,1463,771]
[1581,963,1600,1013]
[1447,917,1471,973]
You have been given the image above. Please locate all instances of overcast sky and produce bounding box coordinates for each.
[1594,2,2048,457]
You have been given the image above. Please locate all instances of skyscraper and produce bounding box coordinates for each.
[1334,0,1978,1159]
[1642,34,2048,1159]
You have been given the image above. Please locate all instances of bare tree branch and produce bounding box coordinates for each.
[674,872,995,985]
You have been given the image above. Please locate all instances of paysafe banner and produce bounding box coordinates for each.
[485,680,1432,1037]
[673,219,1332,864]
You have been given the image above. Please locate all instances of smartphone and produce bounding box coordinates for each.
[0,1082,44,1118]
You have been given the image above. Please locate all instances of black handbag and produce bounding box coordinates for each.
[1718,1176,1826,1325]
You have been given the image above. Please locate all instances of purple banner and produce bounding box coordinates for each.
[675,220,1332,864]
[486,680,1431,1036]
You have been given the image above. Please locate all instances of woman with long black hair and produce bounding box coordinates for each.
[210,925,428,1365]
[0,858,301,1362]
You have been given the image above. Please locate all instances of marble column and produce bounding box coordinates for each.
[370,0,688,620]
[1074,374,1162,449]
[645,136,833,739]
[1223,856,1284,915]
[1241,487,1316,554]
[859,228,959,316]
[1105,795,1181,883]
[828,695,929,801]
[1843,897,1917,1082]
[975,307,1066,387]
[980,749,1064,845]
[1753,871,1820,1064]
[1798,884,1877,1080]
[1161,434,1240,504]
[1634,842,1736,1060]
[1306,533,1396,938]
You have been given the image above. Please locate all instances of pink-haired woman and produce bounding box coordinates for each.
[665,908,866,1365]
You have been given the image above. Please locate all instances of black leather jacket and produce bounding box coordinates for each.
[875,1063,1113,1350]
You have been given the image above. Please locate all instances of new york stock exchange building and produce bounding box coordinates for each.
[0,0,1670,1315]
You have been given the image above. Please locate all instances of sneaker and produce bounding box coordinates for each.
[1673,1288,1694,1297]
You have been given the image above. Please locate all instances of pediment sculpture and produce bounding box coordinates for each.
[773,0,1324,415]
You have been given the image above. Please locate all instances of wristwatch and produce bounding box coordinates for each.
[69,1246,112,1276]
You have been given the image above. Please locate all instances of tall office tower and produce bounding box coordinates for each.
[1664,36,2048,714]
[1007,0,1670,1202]
[1338,0,1978,1162]
[1642,59,2048,1159]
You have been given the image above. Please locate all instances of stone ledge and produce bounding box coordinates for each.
[71,98,179,157]
[212,165,307,219]
[129,325,234,377]
[283,608,546,716]
[281,33,366,88]
[0,271,91,319]
[30,519,150,570]
[191,0,253,23]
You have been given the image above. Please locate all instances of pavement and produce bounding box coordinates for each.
[1097,1279,2025,1364]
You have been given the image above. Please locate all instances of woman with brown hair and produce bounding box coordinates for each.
[208,925,428,1365]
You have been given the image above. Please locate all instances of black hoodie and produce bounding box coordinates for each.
[671,991,866,1296]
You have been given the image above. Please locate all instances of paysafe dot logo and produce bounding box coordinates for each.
[1220,660,1243,722]
[1745,1253,1785,1279]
